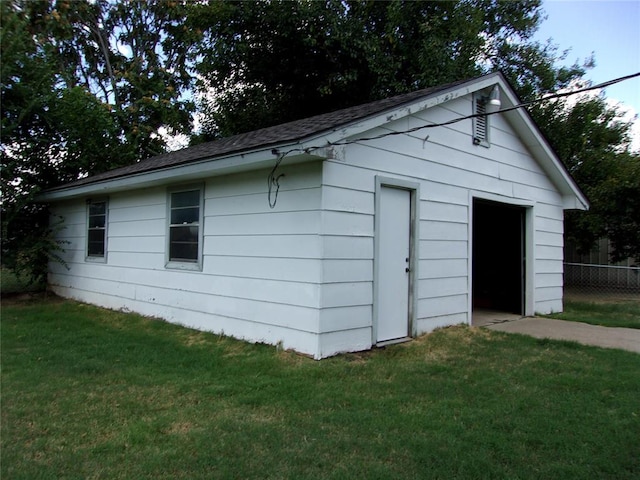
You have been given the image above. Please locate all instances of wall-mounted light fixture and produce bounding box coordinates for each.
[487,85,501,111]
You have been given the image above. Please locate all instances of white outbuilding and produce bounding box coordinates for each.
[40,72,588,359]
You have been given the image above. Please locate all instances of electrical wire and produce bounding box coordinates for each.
[329,72,640,146]
[267,71,640,207]
[267,150,286,209]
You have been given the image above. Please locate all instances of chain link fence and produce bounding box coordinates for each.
[564,262,640,302]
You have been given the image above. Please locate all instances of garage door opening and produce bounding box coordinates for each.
[472,199,526,324]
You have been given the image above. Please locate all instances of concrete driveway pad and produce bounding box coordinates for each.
[485,317,640,354]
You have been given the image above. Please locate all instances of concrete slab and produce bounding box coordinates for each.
[472,309,523,327]
[485,317,640,354]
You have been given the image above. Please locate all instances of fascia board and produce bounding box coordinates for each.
[38,143,327,202]
[308,74,505,147]
[39,72,588,211]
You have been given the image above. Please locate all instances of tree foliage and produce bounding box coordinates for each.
[1,0,198,283]
[191,0,552,137]
[189,0,637,260]
[532,95,639,261]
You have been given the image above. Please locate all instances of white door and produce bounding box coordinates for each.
[376,186,411,343]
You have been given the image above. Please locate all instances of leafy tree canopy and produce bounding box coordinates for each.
[532,95,639,261]
[191,0,557,137]
[1,0,198,282]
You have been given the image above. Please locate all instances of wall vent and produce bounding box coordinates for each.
[473,94,490,147]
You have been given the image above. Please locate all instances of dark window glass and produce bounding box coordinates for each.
[170,225,199,243]
[89,202,106,216]
[87,201,107,258]
[89,214,105,229]
[171,206,199,225]
[169,190,200,262]
[88,232,104,257]
[171,190,200,208]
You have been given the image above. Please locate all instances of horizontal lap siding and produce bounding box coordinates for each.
[417,101,566,316]
[205,163,325,349]
[318,95,567,348]
[533,210,564,313]
[317,182,375,356]
[49,162,324,357]
[49,92,571,358]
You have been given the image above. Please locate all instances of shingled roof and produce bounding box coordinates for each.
[49,78,474,191]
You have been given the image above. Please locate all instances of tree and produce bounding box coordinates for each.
[593,153,640,261]
[1,0,199,283]
[2,0,200,184]
[531,94,639,261]
[25,0,198,159]
[191,0,549,138]
[3,0,637,282]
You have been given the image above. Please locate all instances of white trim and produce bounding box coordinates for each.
[85,198,108,263]
[38,149,327,202]
[467,191,535,322]
[165,183,205,271]
[315,75,506,150]
[491,80,589,211]
[373,176,420,344]
[468,190,535,209]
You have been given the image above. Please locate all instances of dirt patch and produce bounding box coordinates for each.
[399,325,493,362]
[176,330,213,348]
[164,421,197,436]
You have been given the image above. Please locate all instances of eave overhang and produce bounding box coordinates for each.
[38,72,588,211]
[36,146,327,202]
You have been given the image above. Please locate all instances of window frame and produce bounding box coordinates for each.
[472,93,490,148]
[86,198,108,262]
[165,184,204,271]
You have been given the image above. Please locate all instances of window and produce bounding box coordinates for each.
[87,200,107,260]
[473,93,489,147]
[167,187,202,267]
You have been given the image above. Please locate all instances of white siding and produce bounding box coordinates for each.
[316,95,567,355]
[50,162,325,358]
[316,178,376,356]
[49,91,572,359]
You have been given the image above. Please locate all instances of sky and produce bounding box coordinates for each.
[535,0,640,149]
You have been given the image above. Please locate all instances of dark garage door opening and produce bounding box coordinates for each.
[472,199,525,315]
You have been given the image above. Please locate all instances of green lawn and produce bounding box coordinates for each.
[2,298,639,479]
[545,299,640,329]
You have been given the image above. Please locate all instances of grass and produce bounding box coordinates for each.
[545,299,640,329]
[2,298,639,479]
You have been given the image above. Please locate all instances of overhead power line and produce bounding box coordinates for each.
[329,71,640,145]
[268,72,640,207]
